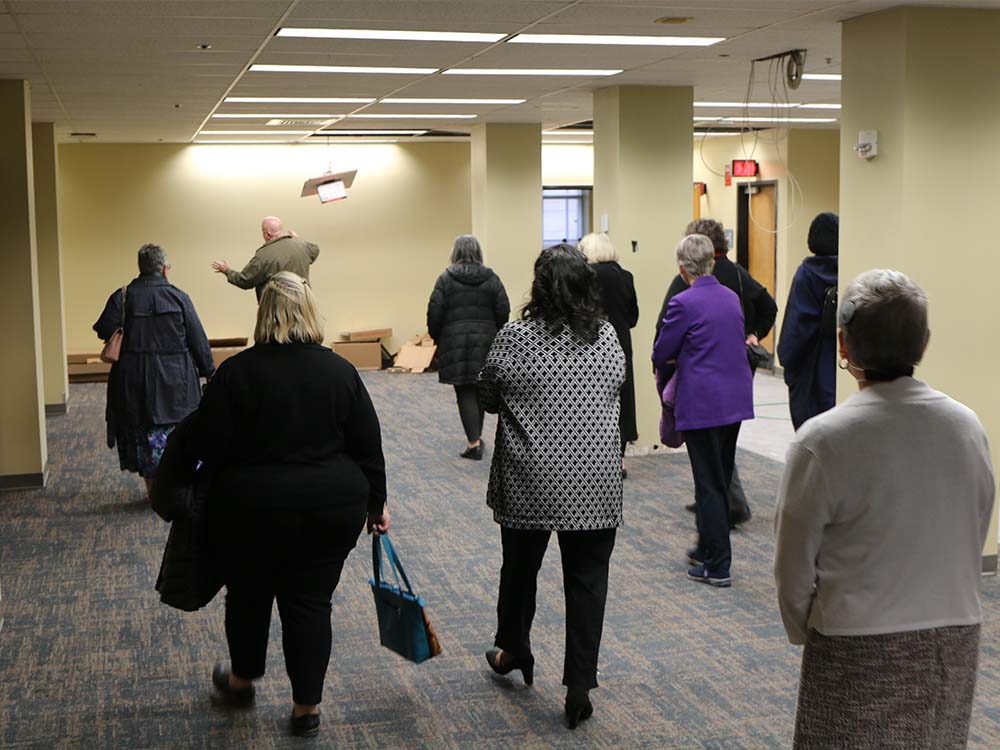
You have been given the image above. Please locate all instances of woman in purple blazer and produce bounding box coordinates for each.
[652,234,754,587]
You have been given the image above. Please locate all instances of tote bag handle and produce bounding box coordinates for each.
[371,534,415,596]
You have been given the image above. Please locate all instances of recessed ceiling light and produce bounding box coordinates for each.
[277,28,506,43]
[250,64,437,75]
[510,33,723,46]
[543,129,593,136]
[444,68,621,76]
[194,140,299,144]
[225,96,375,103]
[382,97,526,104]
[196,43,213,50]
[347,113,477,119]
[802,73,842,81]
[695,101,799,108]
[212,113,340,118]
[316,130,428,135]
[694,116,837,123]
[693,132,742,137]
[200,130,315,135]
[543,140,593,145]
[798,103,841,109]
[310,138,401,143]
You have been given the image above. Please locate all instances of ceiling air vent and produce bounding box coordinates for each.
[266,118,334,127]
[70,132,97,137]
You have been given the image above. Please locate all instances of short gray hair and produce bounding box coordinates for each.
[839,269,928,372]
[450,234,483,265]
[675,234,715,279]
[137,243,168,275]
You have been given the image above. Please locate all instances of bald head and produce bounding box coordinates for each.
[261,216,285,242]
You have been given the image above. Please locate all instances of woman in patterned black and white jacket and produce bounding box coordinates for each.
[477,243,626,730]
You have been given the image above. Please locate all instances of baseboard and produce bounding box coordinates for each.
[983,554,997,576]
[0,465,48,491]
[45,402,68,416]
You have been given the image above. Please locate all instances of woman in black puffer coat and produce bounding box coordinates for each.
[427,235,510,460]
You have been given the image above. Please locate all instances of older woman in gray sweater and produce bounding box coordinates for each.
[774,269,994,749]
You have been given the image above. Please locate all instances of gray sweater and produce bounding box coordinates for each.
[774,377,994,645]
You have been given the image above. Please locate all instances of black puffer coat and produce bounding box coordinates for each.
[427,264,510,385]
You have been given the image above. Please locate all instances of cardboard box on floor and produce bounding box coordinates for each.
[67,337,250,383]
[389,333,436,374]
[332,328,392,371]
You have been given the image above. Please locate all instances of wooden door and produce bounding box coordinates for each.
[747,184,777,351]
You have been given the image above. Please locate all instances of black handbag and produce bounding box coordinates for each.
[737,268,774,370]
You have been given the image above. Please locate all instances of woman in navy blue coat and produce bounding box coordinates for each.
[777,213,839,430]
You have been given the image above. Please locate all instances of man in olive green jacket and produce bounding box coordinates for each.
[211,216,320,301]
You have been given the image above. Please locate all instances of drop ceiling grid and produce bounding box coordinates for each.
[1,0,896,142]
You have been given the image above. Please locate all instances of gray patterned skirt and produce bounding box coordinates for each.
[794,625,980,750]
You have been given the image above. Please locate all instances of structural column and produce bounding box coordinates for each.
[33,122,69,416]
[840,6,1000,570]
[471,122,542,312]
[593,85,693,448]
[0,80,47,489]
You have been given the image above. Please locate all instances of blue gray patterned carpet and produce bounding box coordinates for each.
[1,374,998,749]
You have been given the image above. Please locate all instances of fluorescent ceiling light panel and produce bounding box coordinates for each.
[250,64,437,75]
[347,113,477,119]
[278,28,505,43]
[194,140,300,144]
[802,73,842,81]
[317,129,427,135]
[693,132,741,137]
[316,138,400,143]
[382,97,526,104]
[799,103,841,109]
[212,113,339,118]
[444,68,621,76]
[226,96,375,103]
[511,33,723,46]
[543,140,593,145]
[693,116,837,123]
[200,130,314,135]
[543,129,593,136]
[694,101,798,108]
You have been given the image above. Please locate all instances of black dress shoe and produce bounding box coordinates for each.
[460,442,484,460]
[485,649,534,685]
[291,711,321,737]
[565,688,594,729]
[730,506,752,527]
[211,663,254,708]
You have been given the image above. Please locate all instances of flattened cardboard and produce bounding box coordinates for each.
[333,341,382,371]
[393,343,436,374]
[300,169,358,198]
[339,328,392,343]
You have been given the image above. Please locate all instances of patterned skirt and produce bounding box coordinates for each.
[794,625,980,750]
[116,424,176,479]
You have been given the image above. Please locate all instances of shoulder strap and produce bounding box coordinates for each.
[120,285,127,331]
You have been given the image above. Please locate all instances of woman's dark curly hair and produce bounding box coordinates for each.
[521,243,605,344]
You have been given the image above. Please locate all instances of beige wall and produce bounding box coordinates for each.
[33,122,69,409]
[0,80,47,479]
[542,143,594,186]
[58,142,472,353]
[840,6,1000,560]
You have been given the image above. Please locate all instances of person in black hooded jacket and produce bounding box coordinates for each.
[427,235,510,460]
[777,212,839,430]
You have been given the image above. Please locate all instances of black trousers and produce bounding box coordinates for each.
[685,422,741,574]
[216,503,366,706]
[454,384,485,443]
[495,526,617,690]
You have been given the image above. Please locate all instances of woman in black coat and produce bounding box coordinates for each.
[426,235,510,460]
[164,272,390,737]
[580,233,639,476]
[93,243,214,499]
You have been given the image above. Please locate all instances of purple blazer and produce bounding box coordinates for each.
[652,275,754,431]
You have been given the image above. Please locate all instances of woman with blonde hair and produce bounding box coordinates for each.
[164,272,390,737]
[579,232,638,475]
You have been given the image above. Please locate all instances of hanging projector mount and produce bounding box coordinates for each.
[752,48,807,90]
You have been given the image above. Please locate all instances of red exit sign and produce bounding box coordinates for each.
[732,159,759,177]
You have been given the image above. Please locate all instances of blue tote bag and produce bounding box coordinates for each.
[370,534,442,664]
